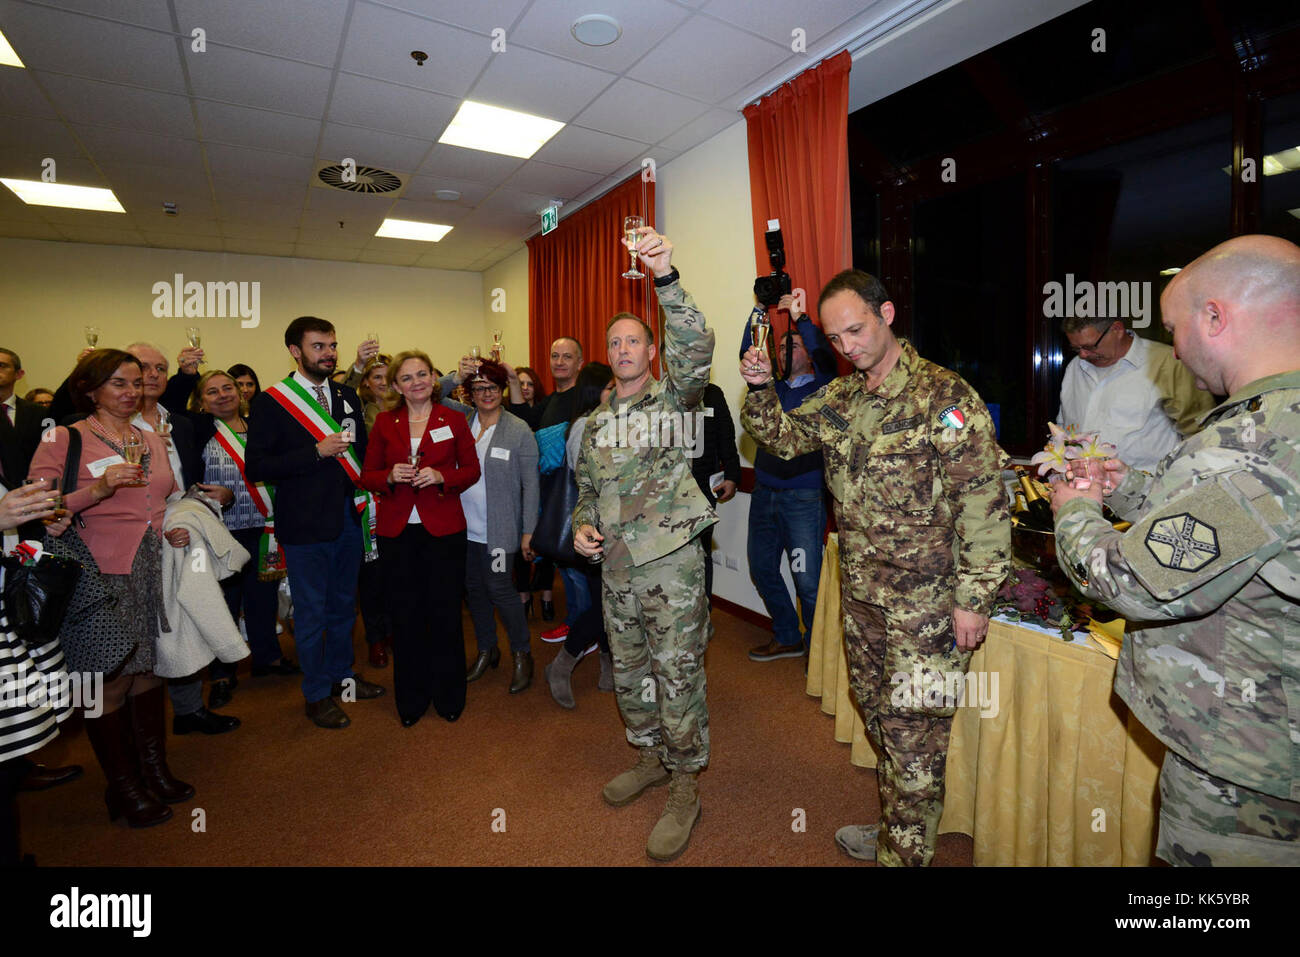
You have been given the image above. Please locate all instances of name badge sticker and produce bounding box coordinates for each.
[87,454,126,478]
[429,425,454,443]
[490,447,511,461]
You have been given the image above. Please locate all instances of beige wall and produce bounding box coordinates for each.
[481,245,530,373]
[658,118,782,616]
[0,237,486,392]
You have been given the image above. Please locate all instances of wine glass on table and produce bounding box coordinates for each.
[622,216,644,279]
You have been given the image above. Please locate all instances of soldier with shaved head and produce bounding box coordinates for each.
[1052,234,1300,866]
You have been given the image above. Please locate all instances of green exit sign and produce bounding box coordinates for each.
[541,205,558,235]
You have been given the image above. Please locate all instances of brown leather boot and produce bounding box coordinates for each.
[544,648,579,709]
[508,650,533,694]
[84,706,172,828]
[646,770,701,862]
[602,747,669,807]
[129,686,195,804]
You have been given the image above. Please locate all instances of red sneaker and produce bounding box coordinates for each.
[540,624,569,643]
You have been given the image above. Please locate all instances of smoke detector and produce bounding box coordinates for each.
[433,188,461,201]
[572,15,621,46]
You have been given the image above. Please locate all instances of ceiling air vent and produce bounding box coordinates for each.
[316,163,403,194]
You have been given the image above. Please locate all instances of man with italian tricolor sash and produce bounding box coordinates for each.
[246,316,386,730]
[741,269,1010,866]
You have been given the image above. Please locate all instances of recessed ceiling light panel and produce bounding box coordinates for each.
[572,14,621,46]
[0,178,124,212]
[0,29,24,68]
[438,100,564,159]
[375,218,453,242]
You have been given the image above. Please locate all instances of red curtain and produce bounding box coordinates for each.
[526,174,656,391]
[743,50,852,350]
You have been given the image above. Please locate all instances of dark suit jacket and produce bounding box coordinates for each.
[245,378,368,545]
[0,397,48,488]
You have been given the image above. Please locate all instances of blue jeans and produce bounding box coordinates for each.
[282,502,363,703]
[747,484,825,648]
[558,563,592,627]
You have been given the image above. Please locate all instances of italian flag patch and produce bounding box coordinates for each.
[939,405,965,429]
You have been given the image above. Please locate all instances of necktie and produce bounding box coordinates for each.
[314,384,327,413]
[3,403,11,426]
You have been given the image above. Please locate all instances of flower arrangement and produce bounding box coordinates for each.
[1029,422,1117,479]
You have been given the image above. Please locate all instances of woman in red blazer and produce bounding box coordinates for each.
[361,350,479,726]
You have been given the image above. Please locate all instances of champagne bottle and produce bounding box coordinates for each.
[1015,468,1055,531]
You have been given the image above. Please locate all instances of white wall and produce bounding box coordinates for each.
[480,245,530,372]
[658,118,797,619]
[0,238,486,391]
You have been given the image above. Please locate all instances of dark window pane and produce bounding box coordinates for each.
[913,176,1027,449]
[1262,89,1300,243]
[848,70,1003,168]
[849,186,880,277]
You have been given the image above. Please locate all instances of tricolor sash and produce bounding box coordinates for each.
[265,377,378,561]
[212,420,286,580]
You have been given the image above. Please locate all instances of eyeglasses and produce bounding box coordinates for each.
[470,384,500,395]
[1070,324,1113,355]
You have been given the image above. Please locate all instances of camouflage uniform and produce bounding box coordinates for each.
[1056,370,1300,866]
[574,278,717,771]
[742,339,1010,866]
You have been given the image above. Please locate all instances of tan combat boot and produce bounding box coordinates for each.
[601,747,669,807]
[646,770,701,862]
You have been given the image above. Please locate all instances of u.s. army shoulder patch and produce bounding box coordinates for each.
[1144,514,1219,571]
[1120,478,1276,601]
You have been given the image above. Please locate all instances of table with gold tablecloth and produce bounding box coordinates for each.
[807,534,1166,866]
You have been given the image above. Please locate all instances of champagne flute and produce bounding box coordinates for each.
[749,311,771,373]
[84,326,100,348]
[186,326,204,367]
[622,215,644,279]
[121,433,145,486]
[468,345,481,361]
[491,329,503,362]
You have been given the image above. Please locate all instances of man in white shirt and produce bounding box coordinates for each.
[1058,318,1214,473]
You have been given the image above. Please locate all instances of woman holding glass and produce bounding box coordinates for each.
[451,360,539,694]
[361,351,478,726]
[29,349,194,828]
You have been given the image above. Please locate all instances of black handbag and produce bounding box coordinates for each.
[1,553,81,647]
[532,464,580,564]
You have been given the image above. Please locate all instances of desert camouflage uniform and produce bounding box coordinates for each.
[1056,370,1300,866]
[574,277,717,771]
[742,338,1010,866]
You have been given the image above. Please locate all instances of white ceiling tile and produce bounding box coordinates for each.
[657,108,741,152]
[402,174,494,206]
[297,219,387,244]
[358,245,424,266]
[37,205,132,225]
[510,0,691,72]
[0,148,100,184]
[211,175,308,208]
[478,187,557,218]
[318,122,434,174]
[0,68,58,118]
[173,0,351,65]
[293,244,362,261]
[219,223,300,242]
[222,239,298,257]
[369,0,531,35]
[530,125,648,175]
[195,101,321,155]
[55,225,146,245]
[627,15,788,102]
[415,253,476,270]
[38,74,195,135]
[204,143,316,183]
[385,198,471,224]
[503,161,603,199]
[573,77,708,142]
[220,198,304,223]
[0,220,64,240]
[74,127,204,168]
[340,3,493,99]
[189,46,333,116]
[32,0,176,31]
[128,208,221,233]
[468,45,616,122]
[99,162,212,196]
[0,114,83,157]
[304,184,401,216]
[0,3,187,92]
[702,0,868,47]
[326,73,460,140]
[0,188,48,219]
[142,233,226,251]
[418,144,523,185]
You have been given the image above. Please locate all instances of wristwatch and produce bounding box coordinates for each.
[653,267,680,287]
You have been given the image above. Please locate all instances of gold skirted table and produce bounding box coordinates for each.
[807,534,1166,866]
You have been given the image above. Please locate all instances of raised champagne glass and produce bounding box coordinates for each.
[491,329,503,362]
[84,326,100,348]
[750,311,771,373]
[121,432,145,486]
[622,215,644,279]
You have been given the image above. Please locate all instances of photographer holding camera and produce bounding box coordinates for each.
[739,223,837,663]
